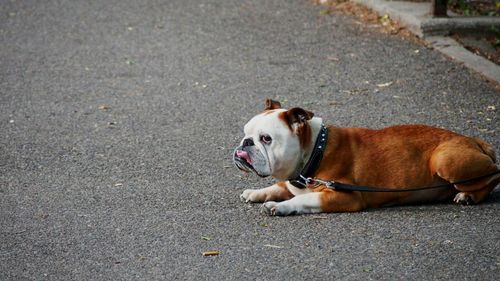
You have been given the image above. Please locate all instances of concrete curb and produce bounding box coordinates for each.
[351,0,500,84]
[428,36,500,83]
[424,17,500,36]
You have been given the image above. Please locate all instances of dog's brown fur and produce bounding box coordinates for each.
[281,124,498,212]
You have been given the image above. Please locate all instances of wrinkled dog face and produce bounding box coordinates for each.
[233,99,314,180]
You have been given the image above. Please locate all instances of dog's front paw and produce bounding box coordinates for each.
[261,201,296,216]
[240,189,252,202]
[262,201,279,216]
[240,189,263,203]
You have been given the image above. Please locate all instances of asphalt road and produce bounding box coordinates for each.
[1,0,499,280]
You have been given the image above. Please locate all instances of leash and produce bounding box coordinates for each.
[297,170,500,192]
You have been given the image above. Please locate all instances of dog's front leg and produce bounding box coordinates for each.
[262,193,322,216]
[262,190,366,216]
[240,182,294,203]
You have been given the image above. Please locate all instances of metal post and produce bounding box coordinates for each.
[432,0,448,17]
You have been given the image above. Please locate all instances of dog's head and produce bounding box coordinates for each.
[233,99,321,180]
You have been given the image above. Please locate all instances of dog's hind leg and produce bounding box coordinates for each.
[430,139,499,204]
[453,178,499,205]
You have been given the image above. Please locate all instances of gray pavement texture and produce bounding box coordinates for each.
[1,0,499,280]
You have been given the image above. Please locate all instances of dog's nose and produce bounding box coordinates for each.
[242,138,254,147]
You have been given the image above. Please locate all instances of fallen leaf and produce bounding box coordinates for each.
[380,14,390,26]
[311,215,328,219]
[201,235,211,241]
[389,26,402,34]
[343,88,368,95]
[363,267,372,272]
[319,9,332,16]
[263,244,284,249]
[377,81,393,87]
[202,250,219,256]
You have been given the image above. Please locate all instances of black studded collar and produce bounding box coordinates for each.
[289,123,328,189]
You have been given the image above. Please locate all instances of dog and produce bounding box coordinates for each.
[233,99,500,216]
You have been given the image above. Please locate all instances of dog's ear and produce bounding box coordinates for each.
[285,107,314,124]
[281,107,314,149]
[265,99,282,110]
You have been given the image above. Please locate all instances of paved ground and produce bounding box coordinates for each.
[1,0,499,280]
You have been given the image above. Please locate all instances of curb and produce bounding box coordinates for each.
[351,0,500,84]
[423,17,500,36]
[428,36,500,83]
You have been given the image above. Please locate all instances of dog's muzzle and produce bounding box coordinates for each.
[233,146,254,173]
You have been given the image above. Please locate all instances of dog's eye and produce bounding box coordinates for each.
[260,135,272,144]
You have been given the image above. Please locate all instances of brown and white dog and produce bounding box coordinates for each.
[233,99,500,216]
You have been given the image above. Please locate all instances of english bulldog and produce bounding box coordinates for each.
[233,99,500,216]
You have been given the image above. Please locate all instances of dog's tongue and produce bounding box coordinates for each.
[236,150,252,164]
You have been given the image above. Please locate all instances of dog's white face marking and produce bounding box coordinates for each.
[239,109,303,179]
[234,101,323,181]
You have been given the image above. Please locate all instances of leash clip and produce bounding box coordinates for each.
[299,175,317,187]
[325,180,335,190]
[315,178,335,189]
[299,175,337,188]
